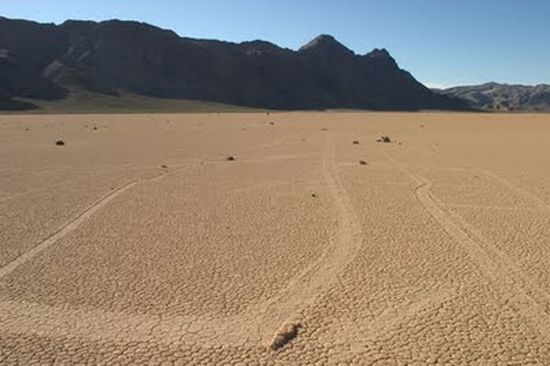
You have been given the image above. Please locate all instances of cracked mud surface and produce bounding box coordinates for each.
[1,112,550,364]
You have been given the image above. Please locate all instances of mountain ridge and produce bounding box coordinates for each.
[0,16,468,111]
[436,82,550,111]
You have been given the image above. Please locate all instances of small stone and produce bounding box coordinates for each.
[269,322,302,350]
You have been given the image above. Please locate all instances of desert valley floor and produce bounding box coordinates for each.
[1,112,550,365]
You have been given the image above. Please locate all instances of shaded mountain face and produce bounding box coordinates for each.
[0,16,467,111]
[436,83,550,111]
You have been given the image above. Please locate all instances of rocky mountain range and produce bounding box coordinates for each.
[436,83,550,111]
[0,16,468,111]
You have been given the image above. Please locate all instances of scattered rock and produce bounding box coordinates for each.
[376,136,391,143]
[359,160,368,165]
[55,140,65,146]
[269,322,302,351]
[226,156,236,161]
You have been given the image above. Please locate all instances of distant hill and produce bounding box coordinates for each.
[0,16,468,111]
[436,83,550,111]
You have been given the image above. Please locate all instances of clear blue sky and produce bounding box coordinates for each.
[2,0,549,87]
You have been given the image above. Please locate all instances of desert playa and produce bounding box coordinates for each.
[1,112,550,364]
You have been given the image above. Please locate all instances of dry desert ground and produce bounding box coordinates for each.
[1,112,550,365]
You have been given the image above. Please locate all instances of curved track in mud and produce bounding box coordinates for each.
[0,133,364,351]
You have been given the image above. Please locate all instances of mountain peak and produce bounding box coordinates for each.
[299,34,352,55]
[366,48,392,60]
[238,40,283,55]
[364,48,398,69]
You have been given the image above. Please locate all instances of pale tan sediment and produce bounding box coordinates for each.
[1,112,550,364]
